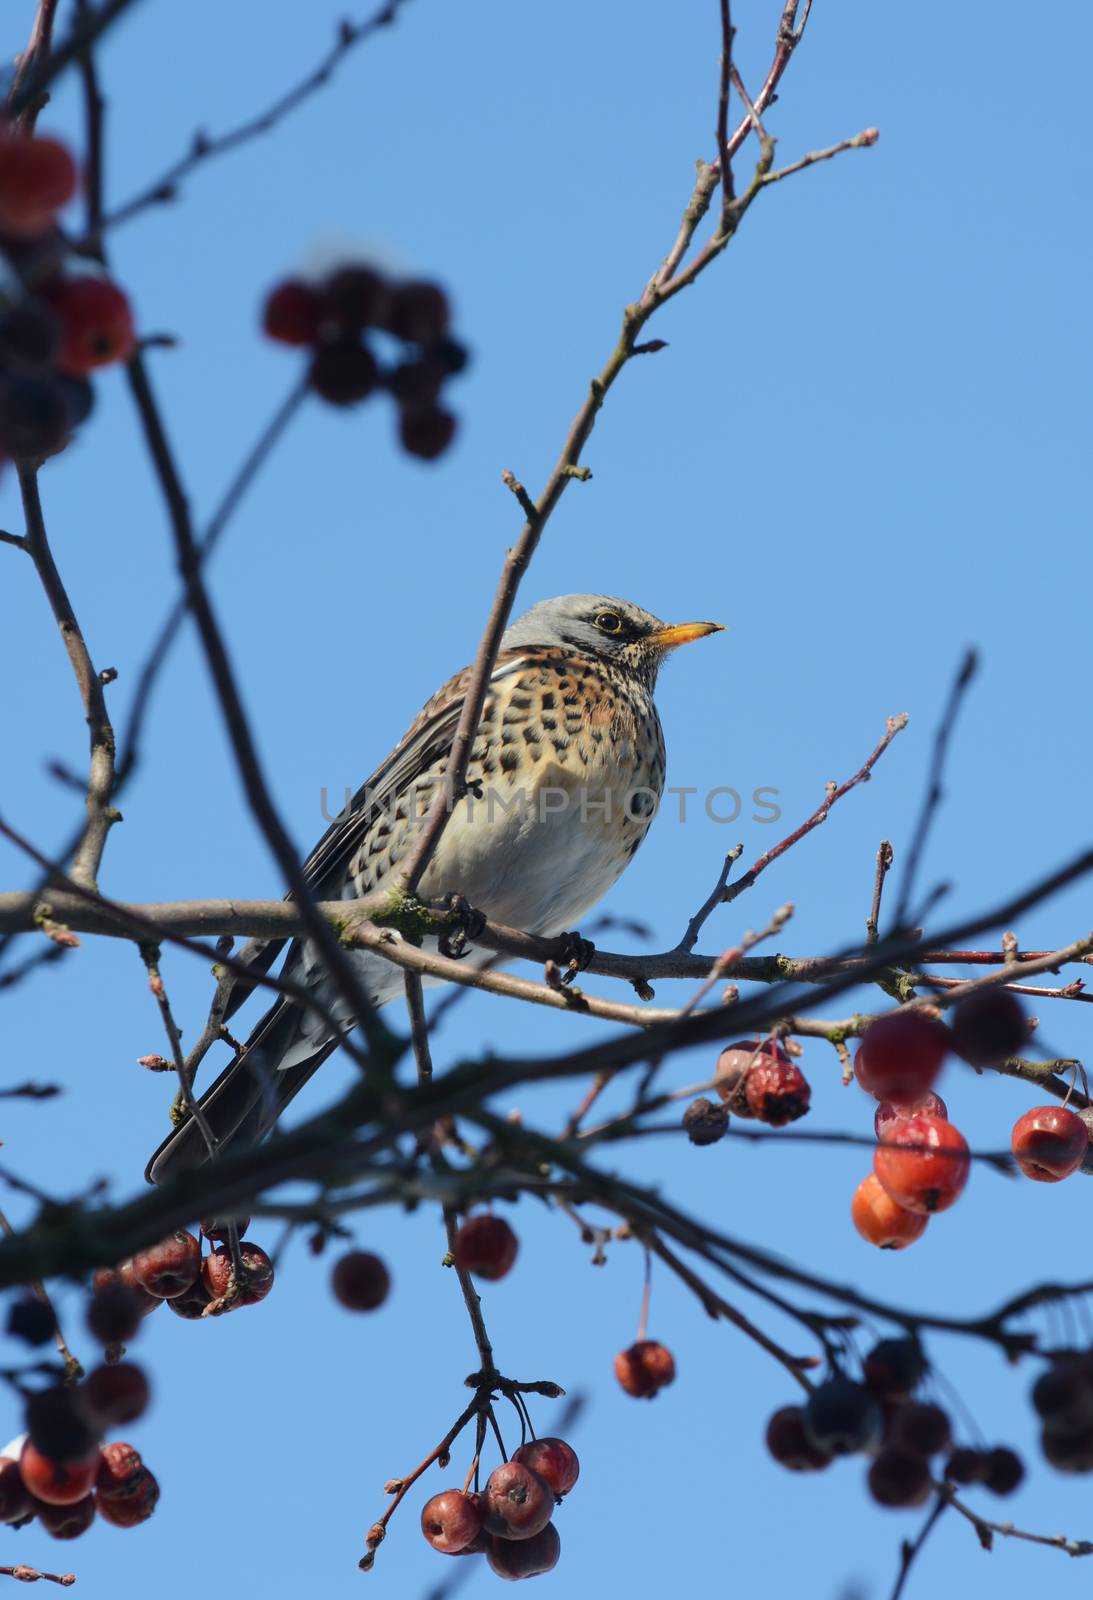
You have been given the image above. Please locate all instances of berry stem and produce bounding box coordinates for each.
[636,1246,653,1342]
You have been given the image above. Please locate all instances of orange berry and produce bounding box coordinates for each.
[851,1173,929,1249]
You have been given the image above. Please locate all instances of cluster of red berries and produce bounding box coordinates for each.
[263,265,468,460]
[1032,1349,1093,1471]
[91,1218,273,1322]
[852,990,1089,1248]
[0,1435,159,1541]
[682,1036,812,1145]
[851,1009,970,1248]
[950,986,1090,1181]
[0,127,135,466]
[418,1435,578,1581]
[767,1337,1023,1509]
[0,1277,159,1541]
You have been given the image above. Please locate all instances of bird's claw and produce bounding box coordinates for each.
[437,893,487,960]
[556,930,595,984]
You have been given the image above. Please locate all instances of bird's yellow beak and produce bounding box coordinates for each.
[647,620,725,653]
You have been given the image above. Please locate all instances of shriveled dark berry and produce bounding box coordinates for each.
[682,1096,728,1146]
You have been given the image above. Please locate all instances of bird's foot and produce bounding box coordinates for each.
[436,893,487,960]
[554,929,595,985]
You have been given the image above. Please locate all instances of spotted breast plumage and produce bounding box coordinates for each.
[146,594,722,1184]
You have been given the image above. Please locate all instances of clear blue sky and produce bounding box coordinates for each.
[2,2,1092,1596]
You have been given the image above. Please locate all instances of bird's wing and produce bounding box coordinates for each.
[221,649,531,1021]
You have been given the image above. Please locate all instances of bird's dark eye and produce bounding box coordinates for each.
[593,610,623,635]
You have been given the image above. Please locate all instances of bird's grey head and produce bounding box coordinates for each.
[502,594,723,687]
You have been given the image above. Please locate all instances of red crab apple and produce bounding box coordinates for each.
[131,1231,201,1299]
[765,1407,832,1473]
[78,1364,150,1428]
[874,1115,970,1214]
[203,1241,275,1306]
[874,1091,948,1140]
[0,134,77,236]
[420,1489,483,1554]
[34,1493,95,1540]
[18,1442,98,1506]
[452,1215,518,1282]
[1011,1106,1089,1182]
[511,1437,580,1498]
[331,1250,390,1311]
[854,1011,948,1102]
[951,988,1027,1066]
[46,276,135,374]
[486,1522,560,1580]
[613,1339,675,1399]
[744,1056,811,1125]
[481,1462,553,1541]
[851,1173,929,1250]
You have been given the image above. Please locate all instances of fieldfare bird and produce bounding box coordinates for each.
[147,594,722,1183]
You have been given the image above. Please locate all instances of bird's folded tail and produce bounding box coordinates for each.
[144,996,341,1187]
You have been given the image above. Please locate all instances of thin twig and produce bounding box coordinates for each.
[716,0,737,212]
[92,0,416,239]
[137,945,220,1158]
[945,1485,1093,1559]
[867,840,895,944]
[890,1493,949,1600]
[7,0,63,130]
[16,466,118,889]
[761,126,879,184]
[121,350,392,1060]
[7,0,141,118]
[724,714,908,907]
[895,650,978,925]
[0,1566,76,1587]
